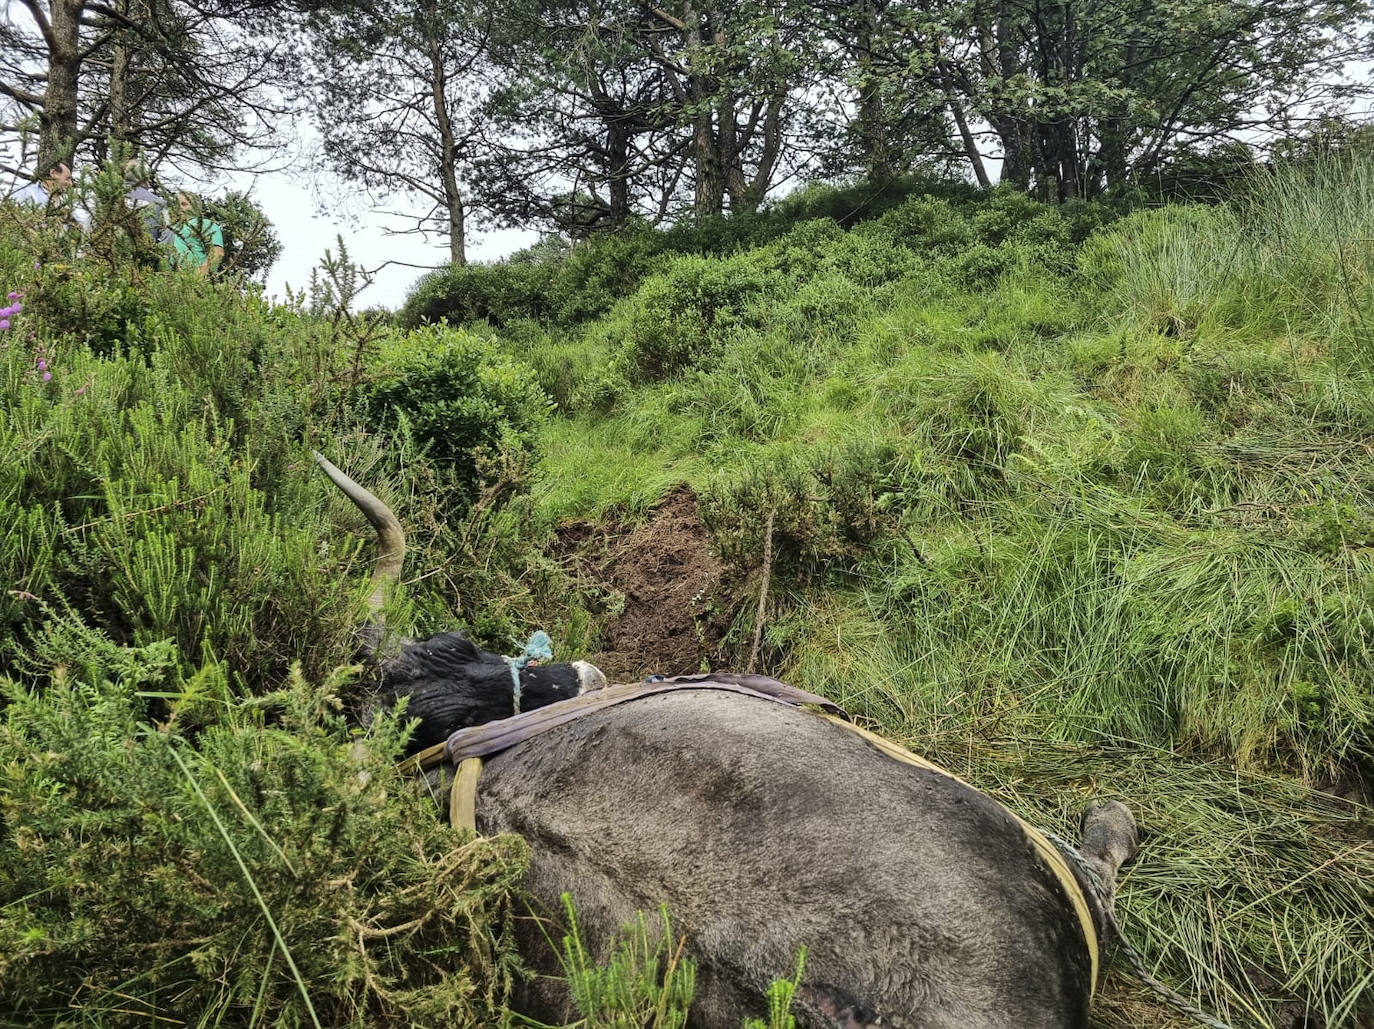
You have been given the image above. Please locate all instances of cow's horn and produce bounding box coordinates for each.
[313,451,406,624]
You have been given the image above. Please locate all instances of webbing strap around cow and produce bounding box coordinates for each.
[444,674,847,766]
[450,757,482,832]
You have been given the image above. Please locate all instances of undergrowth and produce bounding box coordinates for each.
[3,150,1373,1027]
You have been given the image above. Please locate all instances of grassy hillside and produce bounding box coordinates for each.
[1,155,1371,1027]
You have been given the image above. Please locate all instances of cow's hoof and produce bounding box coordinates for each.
[1080,799,1138,870]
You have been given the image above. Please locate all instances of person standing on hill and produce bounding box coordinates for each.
[123,160,170,244]
[8,159,88,230]
[9,159,72,206]
[168,191,223,276]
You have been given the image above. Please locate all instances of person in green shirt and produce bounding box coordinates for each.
[169,191,224,276]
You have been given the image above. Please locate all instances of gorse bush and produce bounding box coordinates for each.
[204,190,285,284]
[700,436,918,585]
[559,895,696,1029]
[0,218,578,1025]
[0,307,353,692]
[0,636,527,1027]
[364,325,552,501]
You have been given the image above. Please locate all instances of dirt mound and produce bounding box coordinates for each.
[566,485,730,682]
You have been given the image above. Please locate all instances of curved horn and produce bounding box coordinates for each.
[313,451,405,623]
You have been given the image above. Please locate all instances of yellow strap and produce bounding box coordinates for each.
[822,715,1100,998]
[449,757,483,833]
[396,740,450,776]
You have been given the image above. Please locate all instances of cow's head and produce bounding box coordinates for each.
[314,451,608,752]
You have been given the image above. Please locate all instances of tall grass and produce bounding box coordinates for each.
[1236,149,1374,355]
[1092,147,1374,356]
[505,157,1374,1026]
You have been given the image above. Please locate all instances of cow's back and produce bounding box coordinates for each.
[477,689,1094,1029]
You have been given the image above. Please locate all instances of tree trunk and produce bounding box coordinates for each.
[429,35,466,265]
[40,0,83,171]
[741,92,784,211]
[108,0,135,151]
[989,114,1031,189]
[993,1,1031,189]
[687,5,724,218]
[606,118,631,226]
[855,0,891,183]
[1096,39,1137,193]
[943,61,989,188]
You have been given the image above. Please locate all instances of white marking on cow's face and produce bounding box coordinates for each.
[573,660,608,694]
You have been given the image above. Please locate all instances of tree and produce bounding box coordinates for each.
[305,0,492,265]
[474,0,684,232]
[799,0,972,185]
[938,0,1374,199]
[477,0,825,227]
[0,0,296,181]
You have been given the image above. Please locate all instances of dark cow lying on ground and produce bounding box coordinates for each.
[316,452,1139,1029]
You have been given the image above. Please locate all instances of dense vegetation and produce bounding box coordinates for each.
[2,151,1373,1027]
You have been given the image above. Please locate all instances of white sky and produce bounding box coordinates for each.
[221,165,539,312]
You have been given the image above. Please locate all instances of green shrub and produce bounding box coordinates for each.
[400,262,557,328]
[769,174,977,228]
[968,186,1050,244]
[701,437,918,586]
[205,190,284,284]
[0,638,527,1027]
[877,195,976,254]
[364,326,552,499]
[546,226,673,324]
[0,335,355,692]
[607,255,784,383]
[17,258,152,354]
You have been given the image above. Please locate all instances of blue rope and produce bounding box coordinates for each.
[504,631,552,714]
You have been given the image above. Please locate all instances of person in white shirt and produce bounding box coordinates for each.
[9,159,88,230]
[9,160,73,207]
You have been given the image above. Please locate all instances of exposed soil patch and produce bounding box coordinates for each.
[558,485,732,682]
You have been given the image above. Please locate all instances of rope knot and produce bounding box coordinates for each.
[504,631,553,714]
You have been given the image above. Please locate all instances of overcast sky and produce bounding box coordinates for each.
[221,165,539,312]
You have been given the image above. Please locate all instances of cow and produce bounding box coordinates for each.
[314,451,1139,1029]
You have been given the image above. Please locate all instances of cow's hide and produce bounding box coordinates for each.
[473,689,1109,1029]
